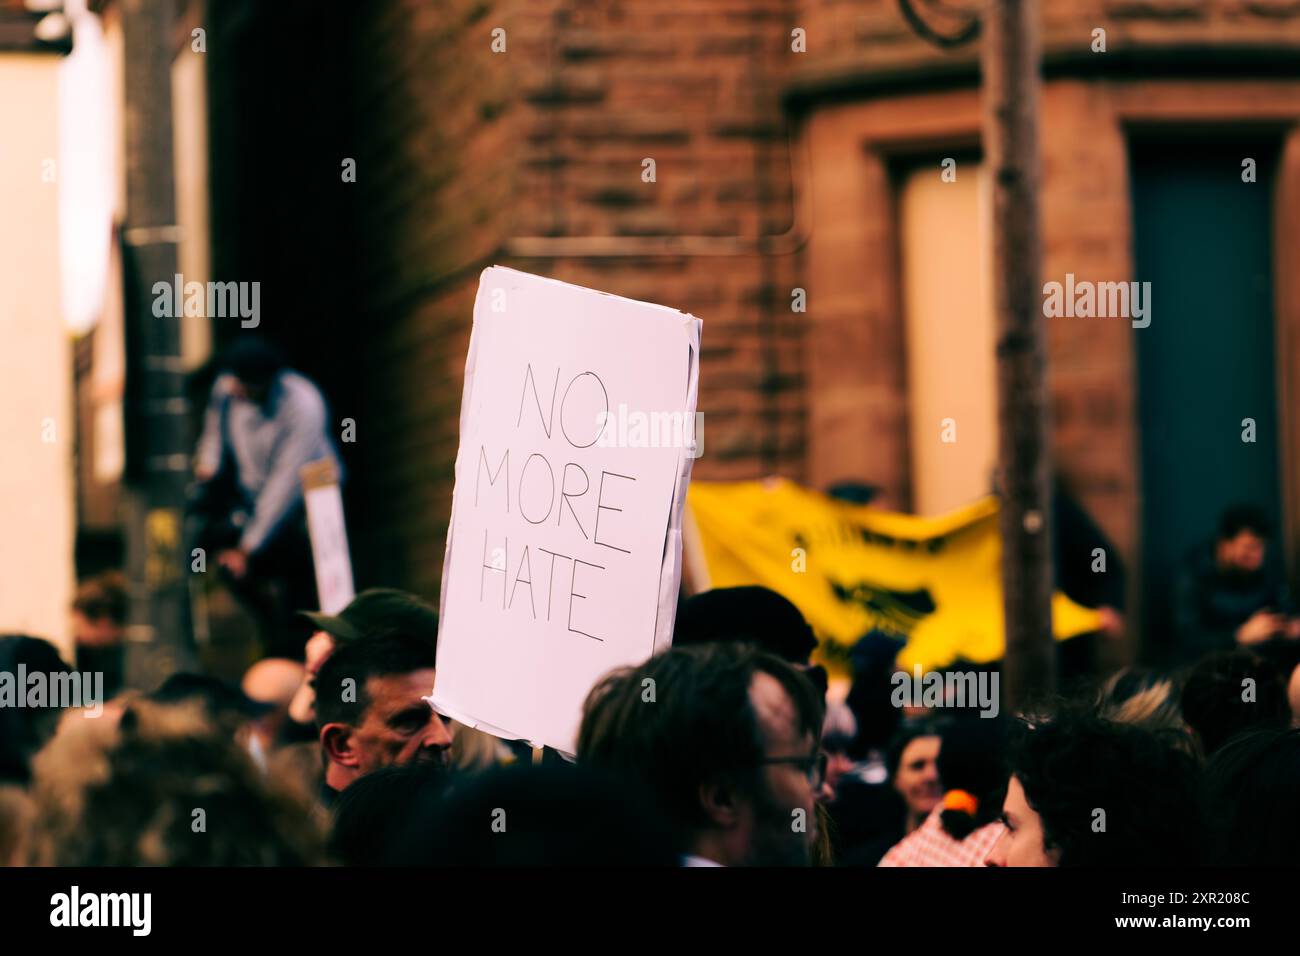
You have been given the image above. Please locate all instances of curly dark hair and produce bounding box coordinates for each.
[1009,710,1200,866]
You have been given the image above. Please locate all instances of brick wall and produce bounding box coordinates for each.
[342,0,1300,604]
[347,0,806,597]
[341,0,520,598]
[503,0,804,485]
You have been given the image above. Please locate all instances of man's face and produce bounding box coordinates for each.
[1217,530,1266,575]
[347,669,451,776]
[743,671,819,866]
[984,775,1059,867]
[894,735,942,821]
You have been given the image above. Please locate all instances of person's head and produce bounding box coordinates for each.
[387,763,678,866]
[70,572,127,648]
[290,588,440,725]
[821,702,858,799]
[578,642,825,866]
[242,658,306,754]
[1101,667,1169,709]
[0,635,73,785]
[315,633,450,791]
[936,716,1008,840]
[302,588,441,649]
[1181,651,1289,757]
[27,699,327,865]
[984,711,1200,867]
[329,763,454,866]
[674,587,819,665]
[242,658,305,711]
[147,672,270,743]
[220,336,286,404]
[1215,505,1271,576]
[885,717,944,828]
[844,632,907,757]
[1203,728,1300,866]
[1099,668,1187,736]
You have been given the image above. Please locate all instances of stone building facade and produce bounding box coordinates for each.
[200,0,1300,658]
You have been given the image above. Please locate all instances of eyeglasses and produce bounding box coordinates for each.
[758,751,828,789]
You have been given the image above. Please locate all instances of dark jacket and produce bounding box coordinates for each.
[1173,544,1290,663]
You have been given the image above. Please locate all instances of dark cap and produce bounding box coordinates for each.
[674,585,819,665]
[300,588,439,647]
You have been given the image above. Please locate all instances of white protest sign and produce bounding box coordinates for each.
[300,459,355,615]
[433,266,701,755]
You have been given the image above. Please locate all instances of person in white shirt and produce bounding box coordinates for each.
[189,337,341,655]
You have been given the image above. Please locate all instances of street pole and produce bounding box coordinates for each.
[982,0,1055,711]
[121,0,195,688]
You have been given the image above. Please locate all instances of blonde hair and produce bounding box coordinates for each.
[1099,672,1190,745]
[27,699,328,866]
[450,721,509,772]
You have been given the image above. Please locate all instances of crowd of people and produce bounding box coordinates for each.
[3,570,1300,867]
[4,341,1299,868]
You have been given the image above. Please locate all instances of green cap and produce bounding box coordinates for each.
[300,588,438,647]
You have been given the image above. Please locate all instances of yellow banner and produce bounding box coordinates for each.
[685,479,1102,674]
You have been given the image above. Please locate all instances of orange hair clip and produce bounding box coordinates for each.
[942,789,979,816]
